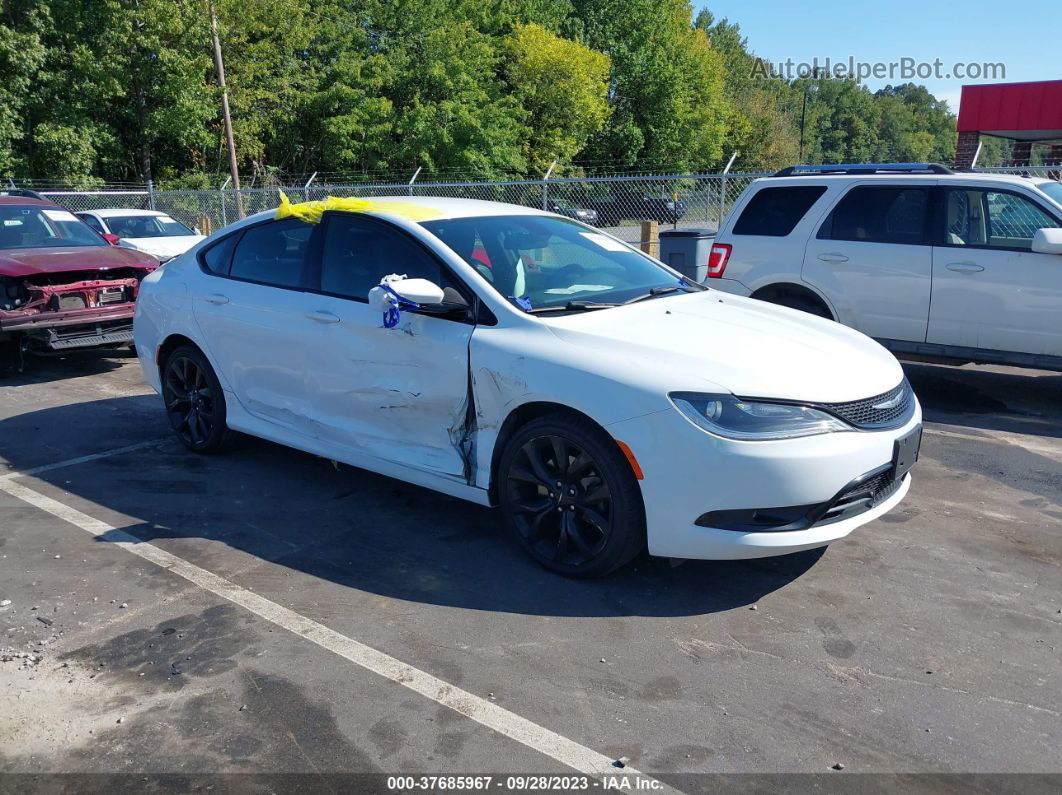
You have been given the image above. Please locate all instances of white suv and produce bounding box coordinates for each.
[709,164,1062,371]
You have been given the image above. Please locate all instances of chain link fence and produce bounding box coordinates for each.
[23,165,1061,246]
[32,173,769,246]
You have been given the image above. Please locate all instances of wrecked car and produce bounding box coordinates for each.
[134,195,921,577]
[0,192,159,361]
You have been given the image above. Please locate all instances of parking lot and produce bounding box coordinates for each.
[0,351,1059,787]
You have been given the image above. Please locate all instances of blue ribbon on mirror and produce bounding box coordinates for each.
[380,284,421,328]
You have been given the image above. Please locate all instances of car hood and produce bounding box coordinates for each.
[0,245,159,277]
[119,235,204,259]
[542,291,905,403]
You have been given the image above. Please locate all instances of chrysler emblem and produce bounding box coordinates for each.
[872,393,904,410]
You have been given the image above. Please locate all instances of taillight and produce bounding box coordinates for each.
[707,243,732,278]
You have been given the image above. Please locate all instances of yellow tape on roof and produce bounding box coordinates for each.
[273,190,443,224]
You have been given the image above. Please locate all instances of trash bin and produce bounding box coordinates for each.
[659,228,715,283]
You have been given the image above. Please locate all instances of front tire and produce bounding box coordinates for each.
[161,344,236,453]
[497,413,646,577]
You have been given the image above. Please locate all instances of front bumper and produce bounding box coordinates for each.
[606,401,921,560]
[1,304,136,350]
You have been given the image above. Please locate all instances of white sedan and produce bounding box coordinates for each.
[77,209,205,262]
[133,196,921,576]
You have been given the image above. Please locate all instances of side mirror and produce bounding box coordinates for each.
[1031,228,1062,255]
[103,233,120,246]
[368,276,444,311]
[384,277,445,305]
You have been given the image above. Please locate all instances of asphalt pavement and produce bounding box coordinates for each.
[0,351,1059,791]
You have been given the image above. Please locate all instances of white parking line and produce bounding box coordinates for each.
[0,439,169,482]
[0,474,665,787]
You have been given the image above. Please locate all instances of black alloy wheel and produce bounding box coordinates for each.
[499,414,645,577]
[162,345,234,453]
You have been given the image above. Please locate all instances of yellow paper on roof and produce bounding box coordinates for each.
[273,191,443,224]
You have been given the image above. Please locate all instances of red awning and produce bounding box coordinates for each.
[957,80,1062,140]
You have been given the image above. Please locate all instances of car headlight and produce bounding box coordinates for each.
[669,392,849,440]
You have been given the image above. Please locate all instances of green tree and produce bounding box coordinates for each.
[0,7,46,175]
[504,22,611,174]
[696,10,799,171]
[573,0,729,172]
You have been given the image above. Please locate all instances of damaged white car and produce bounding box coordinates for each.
[134,196,921,576]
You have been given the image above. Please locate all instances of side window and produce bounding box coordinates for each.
[80,215,105,234]
[944,190,1060,250]
[228,219,313,288]
[199,232,240,275]
[818,186,929,245]
[319,214,455,301]
[986,192,1059,250]
[732,186,827,237]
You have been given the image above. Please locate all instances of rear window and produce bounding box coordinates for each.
[818,186,929,245]
[228,219,314,288]
[199,233,239,275]
[732,186,827,237]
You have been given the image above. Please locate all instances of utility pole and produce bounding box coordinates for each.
[209,0,243,218]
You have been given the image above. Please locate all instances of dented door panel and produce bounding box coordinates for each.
[303,295,475,480]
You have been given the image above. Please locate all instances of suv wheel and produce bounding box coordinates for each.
[757,288,832,320]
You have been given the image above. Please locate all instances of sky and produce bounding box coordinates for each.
[699,0,1059,112]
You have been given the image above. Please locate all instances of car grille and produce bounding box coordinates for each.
[818,379,913,429]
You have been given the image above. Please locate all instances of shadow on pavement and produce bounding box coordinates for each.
[0,347,133,386]
[1,395,823,618]
[902,361,1062,439]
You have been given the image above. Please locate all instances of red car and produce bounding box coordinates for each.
[0,191,159,361]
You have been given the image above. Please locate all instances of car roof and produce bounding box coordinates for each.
[238,195,554,226]
[0,197,57,207]
[328,196,551,219]
[758,172,1055,187]
[82,208,170,218]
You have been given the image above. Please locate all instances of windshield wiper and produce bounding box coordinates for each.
[526,300,619,315]
[623,282,705,305]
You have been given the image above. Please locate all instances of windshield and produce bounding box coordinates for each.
[420,215,685,311]
[107,214,195,238]
[1038,182,1062,209]
[0,205,105,250]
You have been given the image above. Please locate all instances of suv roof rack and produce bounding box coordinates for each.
[0,188,46,200]
[773,163,954,177]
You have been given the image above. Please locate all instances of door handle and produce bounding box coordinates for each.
[203,293,230,305]
[306,310,341,324]
[817,253,849,263]
[945,262,985,273]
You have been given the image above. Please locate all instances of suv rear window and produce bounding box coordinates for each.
[732,186,827,237]
[818,186,929,245]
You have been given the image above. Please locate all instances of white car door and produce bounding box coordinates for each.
[301,212,476,479]
[929,186,1062,357]
[191,218,317,436]
[802,182,933,342]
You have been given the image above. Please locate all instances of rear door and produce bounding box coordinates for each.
[191,218,317,436]
[929,186,1062,355]
[802,182,933,342]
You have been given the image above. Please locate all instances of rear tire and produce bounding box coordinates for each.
[160,344,236,453]
[497,413,646,577]
[756,287,832,319]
